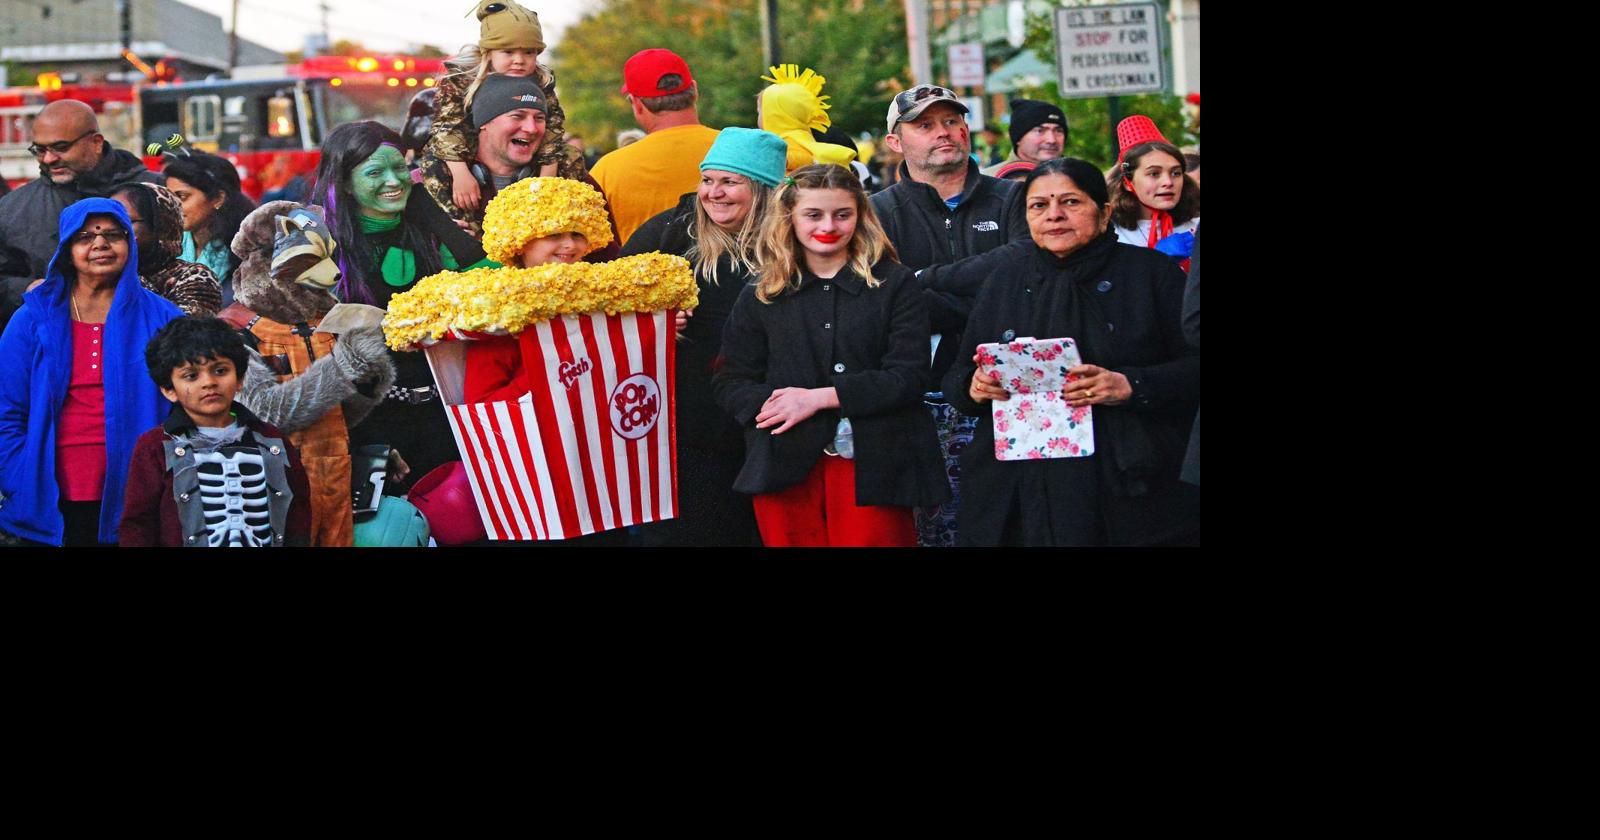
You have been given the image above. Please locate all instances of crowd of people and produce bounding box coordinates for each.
[0,0,1199,549]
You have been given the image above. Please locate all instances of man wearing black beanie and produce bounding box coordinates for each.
[418,74,620,261]
[981,98,1067,176]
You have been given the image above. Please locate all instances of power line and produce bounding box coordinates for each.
[234,0,473,49]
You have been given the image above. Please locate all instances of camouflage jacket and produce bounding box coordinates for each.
[415,159,621,263]
[424,64,580,173]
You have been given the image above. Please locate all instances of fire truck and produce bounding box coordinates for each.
[1,80,141,187]
[2,55,445,199]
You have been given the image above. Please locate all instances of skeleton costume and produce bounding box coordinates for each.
[119,401,312,547]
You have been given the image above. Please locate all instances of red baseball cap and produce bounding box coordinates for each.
[620,48,694,98]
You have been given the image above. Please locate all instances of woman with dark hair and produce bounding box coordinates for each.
[112,182,222,317]
[1104,116,1199,264]
[163,150,256,298]
[937,157,1200,546]
[310,120,492,483]
[0,198,181,546]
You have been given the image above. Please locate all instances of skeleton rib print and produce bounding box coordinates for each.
[195,447,276,547]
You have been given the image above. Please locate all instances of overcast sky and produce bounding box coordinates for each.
[175,0,593,56]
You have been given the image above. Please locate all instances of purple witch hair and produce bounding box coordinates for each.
[326,178,375,305]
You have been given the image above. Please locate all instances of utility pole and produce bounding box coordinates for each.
[228,0,240,72]
[903,0,931,85]
[319,1,332,52]
[759,0,781,68]
[117,0,131,51]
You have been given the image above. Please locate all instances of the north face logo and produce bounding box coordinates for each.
[973,220,999,232]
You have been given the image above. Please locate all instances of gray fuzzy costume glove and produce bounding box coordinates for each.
[331,326,395,385]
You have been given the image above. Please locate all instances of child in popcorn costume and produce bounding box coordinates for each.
[382,177,696,545]
[462,176,619,402]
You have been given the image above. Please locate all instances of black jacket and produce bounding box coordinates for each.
[0,143,158,330]
[868,159,1029,386]
[713,261,950,507]
[941,234,1200,546]
[1181,224,1200,486]
[623,193,748,453]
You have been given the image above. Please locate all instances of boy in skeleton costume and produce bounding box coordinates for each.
[120,317,312,547]
[219,202,396,546]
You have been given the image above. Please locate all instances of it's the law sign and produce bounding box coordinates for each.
[1053,2,1166,97]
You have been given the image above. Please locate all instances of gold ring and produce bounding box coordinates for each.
[1087,390,1094,398]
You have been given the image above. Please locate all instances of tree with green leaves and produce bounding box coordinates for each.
[1003,9,1193,171]
[552,0,909,153]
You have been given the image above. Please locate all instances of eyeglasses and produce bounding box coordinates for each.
[28,129,97,158]
[894,86,955,114]
[70,229,129,246]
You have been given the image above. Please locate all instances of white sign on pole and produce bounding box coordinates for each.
[959,96,985,130]
[948,42,986,88]
[1053,2,1165,98]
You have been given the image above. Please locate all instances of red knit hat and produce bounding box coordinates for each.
[1116,115,1170,163]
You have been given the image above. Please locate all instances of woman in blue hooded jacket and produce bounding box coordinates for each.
[0,198,182,546]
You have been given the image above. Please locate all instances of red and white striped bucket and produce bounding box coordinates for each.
[424,311,678,541]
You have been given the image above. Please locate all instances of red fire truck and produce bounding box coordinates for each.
[3,55,444,199]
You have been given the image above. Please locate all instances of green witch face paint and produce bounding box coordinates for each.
[350,145,410,218]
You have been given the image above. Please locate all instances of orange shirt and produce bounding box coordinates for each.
[590,124,720,247]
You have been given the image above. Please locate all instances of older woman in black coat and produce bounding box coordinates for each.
[939,158,1199,546]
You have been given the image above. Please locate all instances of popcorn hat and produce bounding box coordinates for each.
[481,176,615,265]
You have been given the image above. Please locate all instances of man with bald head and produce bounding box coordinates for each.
[0,100,157,329]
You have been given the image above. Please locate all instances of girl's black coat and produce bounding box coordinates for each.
[713,261,950,506]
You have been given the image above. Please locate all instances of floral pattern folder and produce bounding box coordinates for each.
[975,336,1095,461]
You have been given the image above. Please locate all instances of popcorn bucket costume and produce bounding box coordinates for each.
[383,178,697,540]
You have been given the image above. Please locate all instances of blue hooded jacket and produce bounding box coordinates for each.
[0,198,182,545]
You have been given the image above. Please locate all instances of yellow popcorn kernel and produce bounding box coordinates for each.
[382,252,697,350]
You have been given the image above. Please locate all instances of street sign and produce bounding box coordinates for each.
[948,42,986,88]
[959,95,985,130]
[1053,2,1165,98]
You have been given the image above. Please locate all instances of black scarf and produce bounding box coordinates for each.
[1028,232,1167,497]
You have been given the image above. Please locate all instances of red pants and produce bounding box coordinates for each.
[751,456,917,547]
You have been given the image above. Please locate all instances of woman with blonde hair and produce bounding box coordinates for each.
[712,164,947,547]
[623,127,788,546]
